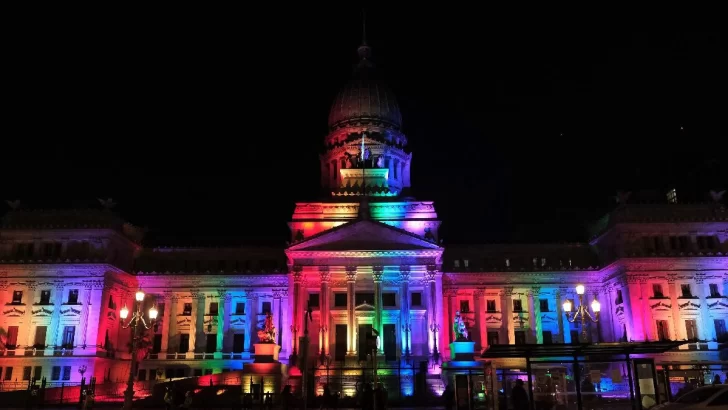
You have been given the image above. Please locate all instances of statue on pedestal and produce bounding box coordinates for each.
[257,311,277,343]
[453,310,468,341]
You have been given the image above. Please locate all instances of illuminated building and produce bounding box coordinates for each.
[1,38,726,398]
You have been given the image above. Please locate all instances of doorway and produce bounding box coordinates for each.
[383,324,396,361]
[358,324,373,362]
[335,324,347,361]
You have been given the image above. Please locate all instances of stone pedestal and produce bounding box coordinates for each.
[441,341,484,393]
[242,343,287,397]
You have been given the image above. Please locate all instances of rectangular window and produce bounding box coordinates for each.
[62,326,75,348]
[51,366,61,381]
[68,289,79,304]
[152,334,162,354]
[513,299,523,312]
[355,293,374,306]
[411,292,422,306]
[615,289,623,305]
[209,302,218,316]
[685,320,698,341]
[709,284,721,298]
[459,300,470,312]
[656,320,670,341]
[6,326,19,348]
[514,331,526,345]
[12,290,23,304]
[235,302,245,315]
[487,331,499,346]
[539,299,549,312]
[40,290,51,305]
[382,293,396,307]
[652,284,664,298]
[715,319,727,340]
[680,284,692,298]
[669,236,679,249]
[261,301,272,314]
[3,367,13,381]
[62,366,71,381]
[308,294,319,308]
[486,300,496,312]
[463,259,469,268]
[179,334,190,353]
[453,260,460,268]
[23,366,32,381]
[542,331,553,345]
[34,326,47,348]
[183,303,192,315]
[33,366,42,380]
[233,334,245,353]
[205,334,217,354]
[334,294,347,307]
[137,369,147,381]
[108,295,116,309]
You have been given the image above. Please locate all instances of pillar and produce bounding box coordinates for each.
[49,281,65,347]
[280,289,289,357]
[161,293,172,353]
[532,287,542,344]
[426,268,438,354]
[556,288,567,343]
[473,288,486,352]
[619,278,637,342]
[399,266,411,355]
[446,289,456,343]
[502,287,514,345]
[373,266,384,353]
[319,267,331,355]
[626,277,644,341]
[346,266,357,355]
[246,291,258,352]
[218,292,228,352]
[191,293,205,353]
[292,266,303,355]
[695,277,713,340]
[24,281,37,347]
[641,280,656,341]
[79,284,92,348]
[667,276,682,340]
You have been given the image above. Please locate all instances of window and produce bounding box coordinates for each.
[715,319,727,341]
[513,300,523,312]
[652,284,664,298]
[685,320,698,341]
[486,300,496,312]
[235,303,245,315]
[179,334,190,353]
[23,366,32,381]
[487,331,499,346]
[152,335,162,354]
[505,258,510,267]
[62,366,71,381]
[539,299,549,312]
[383,293,396,307]
[463,259,469,268]
[669,236,678,250]
[334,294,347,307]
[308,294,319,308]
[459,300,470,313]
[3,367,13,381]
[137,369,147,381]
[261,301,272,314]
[653,237,664,252]
[542,331,553,345]
[40,290,51,305]
[678,236,689,250]
[68,289,79,304]
[540,258,546,267]
[12,290,23,304]
[453,260,460,268]
[233,334,245,353]
[6,326,19,348]
[514,331,526,345]
[33,366,42,380]
[568,258,573,267]
[656,320,670,341]
[709,284,721,298]
[108,295,115,309]
[51,366,61,380]
[62,326,75,348]
[666,188,677,204]
[183,303,192,315]
[615,289,623,304]
[34,326,47,348]
[532,258,537,267]
[205,334,217,353]
[209,302,218,316]
[411,292,422,306]
[680,284,692,298]
[355,293,374,305]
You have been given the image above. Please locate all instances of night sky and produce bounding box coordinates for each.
[4,8,726,246]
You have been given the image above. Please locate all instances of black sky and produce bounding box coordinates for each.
[3,7,726,246]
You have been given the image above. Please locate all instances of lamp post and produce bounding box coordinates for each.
[119,289,158,410]
[402,323,411,364]
[319,326,328,365]
[290,324,300,356]
[562,284,600,343]
[78,365,87,378]
[430,323,440,366]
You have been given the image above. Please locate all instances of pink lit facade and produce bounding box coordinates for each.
[1,41,727,393]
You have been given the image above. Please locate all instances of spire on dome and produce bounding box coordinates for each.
[357,9,373,71]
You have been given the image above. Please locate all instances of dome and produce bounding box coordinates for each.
[328,78,402,130]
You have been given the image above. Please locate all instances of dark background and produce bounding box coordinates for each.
[3,6,726,246]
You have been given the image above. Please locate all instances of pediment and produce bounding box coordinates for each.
[287,219,442,252]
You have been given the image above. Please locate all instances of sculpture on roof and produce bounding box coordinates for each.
[453,310,468,341]
[257,311,277,343]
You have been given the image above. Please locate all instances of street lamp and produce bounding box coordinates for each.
[120,289,158,410]
[562,284,600,343]
[402,323,411,364]
[319,326,328,365]
[430,323,440,366]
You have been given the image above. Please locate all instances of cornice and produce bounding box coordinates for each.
[0,264,121,278]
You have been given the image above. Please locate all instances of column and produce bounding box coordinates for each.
[399,266,411,355]
[373,266,384,353]
[280,289,289,357]
[446,289,456,343]
[640,280,656,341]
[168,294,179,353]
[161,293,172,353]
[473,288,486,352]
[346,266,357,355]
[245,291,257,352]
[667,276,682,340]
[319,267,331,355]
[79,284,92,348]
[426,268,438,354]
[556,288,567,343]
[626,277,645,341]
[502,287,514,345]
[620,278,638,341]
[49,281,65,347]
[272,289,282,349]
[532,287,542,344]
[192,293,206,353]
[292,267,303,355]
[217,292,228,352]
[695,277,713,341]
[24,281,37,347]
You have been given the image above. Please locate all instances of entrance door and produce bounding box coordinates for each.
[232,333,245,353]
[335,324,347,361]
[358,324,373,362]
[383,324,396,361]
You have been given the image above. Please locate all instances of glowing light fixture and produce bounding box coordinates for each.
[149,305,159,320]
[562,299,572,313]
[120,304,129,319]
[591,298,601,313]
[135,290,145,302]
[575,284,585,295]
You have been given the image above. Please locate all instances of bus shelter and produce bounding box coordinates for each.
[481,341,684,410]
